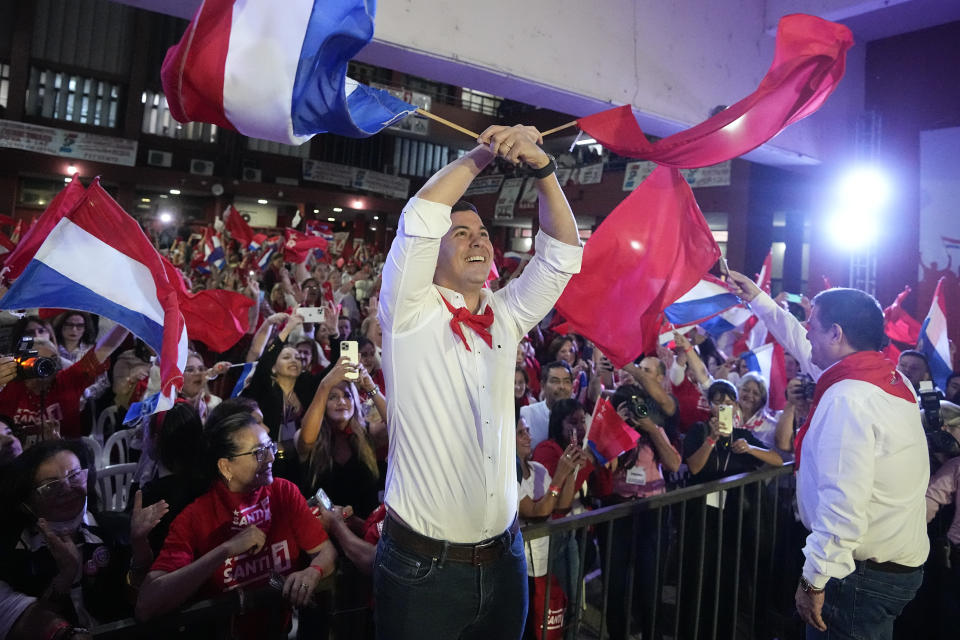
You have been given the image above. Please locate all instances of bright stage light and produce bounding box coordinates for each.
[827,166,892,250]
[159,211,174,224]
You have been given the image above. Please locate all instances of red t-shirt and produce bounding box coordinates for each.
[0,350,108,446]
[152,478,328,597]
[671,376,711,435]
[362,504,387,545]
[532,439,594,494]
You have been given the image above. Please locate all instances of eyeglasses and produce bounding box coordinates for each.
[231,441,278,464]
[35,468,88,499]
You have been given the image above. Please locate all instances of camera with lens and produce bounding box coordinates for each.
[798,374,817,402]
[626,394,649,420]
[918,380,942,432]
[12,337,58,380]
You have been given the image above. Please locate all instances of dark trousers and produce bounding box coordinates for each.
[373,525,528,640]
[808,562,923,640]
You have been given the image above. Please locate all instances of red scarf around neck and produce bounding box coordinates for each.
[439,292,494,351]
[794,350,915,473]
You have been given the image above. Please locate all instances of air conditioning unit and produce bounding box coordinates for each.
[190,159,215,176]
[242,167,262,182]
[147,150,173,168]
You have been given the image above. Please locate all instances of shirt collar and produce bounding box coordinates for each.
[434,285,491,313]
[17,512,102,552]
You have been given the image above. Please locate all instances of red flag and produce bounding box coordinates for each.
[0,214,15,227]
[161,256,254,352]
[577,15,853,167]
[223,205,255,248]
[587,397,641,464]
[284,228,328,264]
[556,166,721,367]
[1,178,85,283]
[756,248,773,294]
[883,285,921,345]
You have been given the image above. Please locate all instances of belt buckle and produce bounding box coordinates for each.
[471,537,500,566]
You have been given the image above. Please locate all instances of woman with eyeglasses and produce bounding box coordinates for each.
[0,440,168,628]
[53,312,111,412]
[136,411,336,636]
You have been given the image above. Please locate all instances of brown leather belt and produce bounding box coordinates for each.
[384,514,519,566]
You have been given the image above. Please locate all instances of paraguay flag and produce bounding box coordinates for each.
[203,227,225,269]
[161,0,418,145]
[663,275,741,327]
[738,341,787,411]
[257,246,277,271]
[919,277,953,389]
[0,179,188,422]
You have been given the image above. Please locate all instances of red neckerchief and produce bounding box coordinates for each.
[439,293,494,351]
[794,350,915,473]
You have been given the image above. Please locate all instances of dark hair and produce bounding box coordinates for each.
[357,337,375,352]
[1,439,96,536]
[200,412,260,488]
[696,335,725,370]
[811,288,884,352]
[898,350,931,373]
[515,366,529,384]
[947,372,960,403]
[53,311,97,347]
[11,315,57,349]
[540,360,572,384]
[156,404,204,474]
[452,200,478,215]
[610,384,643,413]
[548,398,583,448]
[547,335,578,364]
[707,379,738,404]
[205,397,261,428]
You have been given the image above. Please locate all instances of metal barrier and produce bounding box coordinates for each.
[522,463,798,640]
[92,464,798,639]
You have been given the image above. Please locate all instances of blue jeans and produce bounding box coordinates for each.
[373,526,528,640]
[807,562,923,640]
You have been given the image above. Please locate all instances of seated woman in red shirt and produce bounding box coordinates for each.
[136,411,336,635]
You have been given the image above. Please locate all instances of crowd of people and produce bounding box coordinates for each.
[0,126,957,640]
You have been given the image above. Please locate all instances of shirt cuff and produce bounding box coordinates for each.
[534,230,583,275]
[747,291,779,318]
[802,563,830,590]
[398,197,452,239]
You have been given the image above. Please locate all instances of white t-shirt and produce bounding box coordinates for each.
[519,461,552,577]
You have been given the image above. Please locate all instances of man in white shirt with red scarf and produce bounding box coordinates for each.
[728,272,928,640]
[375,125,582,640]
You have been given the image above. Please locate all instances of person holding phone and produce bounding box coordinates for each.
[375,124,582,640]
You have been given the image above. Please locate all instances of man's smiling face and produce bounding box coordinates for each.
[434,209,493,294]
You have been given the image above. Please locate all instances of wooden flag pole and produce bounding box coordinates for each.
[540,120,578,137]
[416,108,480,140]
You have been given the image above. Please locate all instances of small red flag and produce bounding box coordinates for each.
[284,228,329,264]
[587,397,641,465]
[883,286,921,345]
[224,205,255,248]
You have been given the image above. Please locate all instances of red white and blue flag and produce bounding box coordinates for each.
[919,277,953,389]
[202,227,225,269]
[739,341,787,411]
[161,0,417,145]
[0,179,188,422]
[664,275,741,327]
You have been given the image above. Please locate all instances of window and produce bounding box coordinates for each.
[460,88,502,116]
[141,89,218,143]
[393,138,450,178]
[25,67,121,128]
[0,63,10,109]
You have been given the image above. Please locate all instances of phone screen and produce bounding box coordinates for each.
[785,293,802,304]
[717,405,734,436]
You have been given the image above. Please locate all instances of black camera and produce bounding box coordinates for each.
[798,374,817,402]
[918,380,942,432]
[626,395,649,420]
[12,337,58,380]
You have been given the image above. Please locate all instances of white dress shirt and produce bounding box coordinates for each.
[750,292,929,587]
[379,197,582,543]
[519,400,551,450]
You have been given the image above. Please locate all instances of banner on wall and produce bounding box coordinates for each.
[623,160,731,191]
[518,178,539,209]
[464,175,505,196]
[0,119,138,166]
[302,160,410,199]
[573,163,604,185]
[495,177,524,220]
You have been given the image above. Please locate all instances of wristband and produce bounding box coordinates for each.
[530,155,557,179]
[705,437,717,447]
[309,565,325,578]
[548,484,562,496]
[366,385,380,397]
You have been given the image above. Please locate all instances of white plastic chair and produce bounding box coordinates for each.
[97,463,138,512]
[91,405,120,446]
[101,428,135,467]
[80,436,104,470]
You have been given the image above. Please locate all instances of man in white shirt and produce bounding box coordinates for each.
[375,125,582,640]
[520,360,573,449]
[727,272,928,640]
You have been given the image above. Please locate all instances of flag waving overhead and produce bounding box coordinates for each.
[664,276,740,327]
[575,14,853,167]
[919,277,953,389]
[0,179,188,421]
[883,285,921,345]
[284,228,329,264]
[587,397,641,465]
[556,165,722,367]
[161,0,417,145]
[223,205,255,249]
